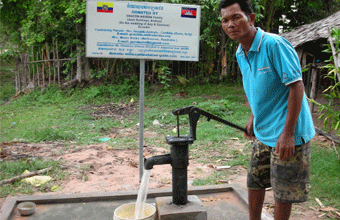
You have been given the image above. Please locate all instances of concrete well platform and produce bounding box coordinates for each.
[0,184,273,220]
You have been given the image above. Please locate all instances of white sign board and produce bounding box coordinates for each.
[86,1,201,61]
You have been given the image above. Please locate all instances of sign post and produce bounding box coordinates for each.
[139,59,145,180]
[86,0,201,180]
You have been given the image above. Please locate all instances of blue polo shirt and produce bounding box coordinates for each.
[236,28,315,147]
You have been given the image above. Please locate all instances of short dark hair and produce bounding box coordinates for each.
[219,0,253,15]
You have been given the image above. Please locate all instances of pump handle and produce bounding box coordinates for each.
[172,106,246,140]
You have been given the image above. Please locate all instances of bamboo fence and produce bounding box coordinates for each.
[15,40,75,92]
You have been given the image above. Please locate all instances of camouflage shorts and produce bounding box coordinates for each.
[247,140,311,203]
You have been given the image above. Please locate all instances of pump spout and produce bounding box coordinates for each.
[144,154,172,170]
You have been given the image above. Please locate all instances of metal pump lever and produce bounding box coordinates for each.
[172,106,246,140]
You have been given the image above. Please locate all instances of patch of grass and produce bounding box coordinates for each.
[27,128,76,142]
[309,142,340,209]
[192,171,231,186]
[0,83,16,104]
[113,136,138,150]
[0,158,67,197]
[0,61,16,104]
[0,86,134,144]
[76,163,94,182]
[83,79,140,102]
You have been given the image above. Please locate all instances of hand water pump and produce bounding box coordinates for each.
[144,106,246,205]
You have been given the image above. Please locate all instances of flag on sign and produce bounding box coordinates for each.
[97,2,113,13]
[181,7,197,18]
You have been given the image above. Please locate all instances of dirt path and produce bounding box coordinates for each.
[0,134,337,219]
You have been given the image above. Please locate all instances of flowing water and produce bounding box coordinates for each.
[134,169,151,219]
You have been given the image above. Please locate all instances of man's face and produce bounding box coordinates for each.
[220,3,255,41]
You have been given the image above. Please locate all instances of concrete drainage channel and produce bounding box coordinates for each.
[0,184,273,220]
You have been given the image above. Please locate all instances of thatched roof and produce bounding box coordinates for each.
[280,10,340,48]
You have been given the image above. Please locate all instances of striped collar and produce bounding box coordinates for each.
[236,27,264,55]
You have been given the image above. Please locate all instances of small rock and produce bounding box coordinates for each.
[152,119,163,127]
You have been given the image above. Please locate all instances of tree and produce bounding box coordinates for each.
[273,0,340,33]
[0,0,88,84]
[252,0,284,32]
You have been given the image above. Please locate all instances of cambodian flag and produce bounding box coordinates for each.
[97,2,113,13]
[181,7,197,18]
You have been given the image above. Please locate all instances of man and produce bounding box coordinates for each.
[219,0,315,219]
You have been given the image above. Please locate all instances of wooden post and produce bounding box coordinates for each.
[105,59,109,81]
[53,38,56,84]
[45,42,51,85]
[221,48,227,80]
[42,50,45,87]
[76,44,82,82]
[31,46,34,86]
[309,64,318,113]
[56,40,60,85]
[19,65,21,91]
[70,47,73,80]
[26,52,30,88]
[15,67,18,92]
[328,28,340,82]
[36,52,40,87]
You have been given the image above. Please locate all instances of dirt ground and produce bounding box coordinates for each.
[0,133,338,219]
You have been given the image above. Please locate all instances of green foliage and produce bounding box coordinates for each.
[199,0,220,49]
[19,0,86,47]
[155,65,172,90]
[275,0,340,33]
[11,84,66,107]
[311,28,340,131]
[257,0,285,32]
[311,95,340,131]
[0,83,16,103]
[90,68,107,80]
[252,0,265,23]
[84,78,139,100]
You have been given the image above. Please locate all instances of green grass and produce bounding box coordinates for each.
[309,142,340,209]
[0,84,137,144]
[192,171,233,186]
[0,158,67,197]
[0,61,16,104]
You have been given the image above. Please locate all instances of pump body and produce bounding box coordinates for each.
[143,106,245,205]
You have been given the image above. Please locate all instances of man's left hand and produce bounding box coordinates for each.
[275,133,295,160]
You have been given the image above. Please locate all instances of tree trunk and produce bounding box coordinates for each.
[84,57,91,81]
[76,44,82,82]
[220,32,227,80]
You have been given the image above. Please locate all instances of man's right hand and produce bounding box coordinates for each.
[244,113,255,139]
